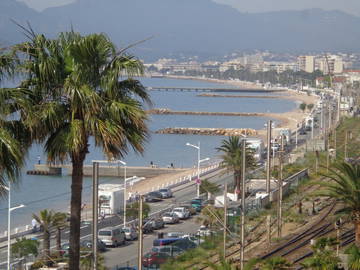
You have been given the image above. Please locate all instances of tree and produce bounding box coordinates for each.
[11,237,39,267]
[52,212,68,256]
[216,136,256,200]
[307,103,314,112]
[32,209,55,264]
[126,201,150,220]
[346,244,360,270]
[299,102,307,113]
[0,49,28,196]
[200,179,220,195]
[260,256,292,270]
[301,237,340,270]
[15,30,151,270]
[317,162,360,246]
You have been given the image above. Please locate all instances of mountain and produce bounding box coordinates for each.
[2,0,360,59]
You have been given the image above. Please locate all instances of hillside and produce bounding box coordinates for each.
[2,0,360,59]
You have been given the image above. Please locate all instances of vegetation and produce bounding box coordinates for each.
[13,30,151,270]
[12,237,40,266]
[216,136,256,199]
[200,178,221,195]
[53,212,68,256]
[318,162,360,246]
[299,102,307,112]
[345,244,360,270]
[32,209,56,264]
[126,201,151,220]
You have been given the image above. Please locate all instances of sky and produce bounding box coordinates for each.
[17,0,360,17]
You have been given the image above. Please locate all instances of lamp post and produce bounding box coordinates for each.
[118,160,127,228]
[186,142,209,197]
[3,183,25,270]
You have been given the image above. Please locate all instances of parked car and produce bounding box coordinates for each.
[142,252,170,268]
[146,217,165,230]
[151,246,184,257]
[158,188,173,198]
[117,267,137,270]
[165,232,186,238]
[142,220,154,233]
[299,129,306,135]
[179,204,196,215]
[80,239,107,252]
[171,207,190,219]
[98,227,126,247]
[161,212,180,224]
[145,191,163,202]
[197,225,212,237]
[191,199,203,212]
[122,226,138,241]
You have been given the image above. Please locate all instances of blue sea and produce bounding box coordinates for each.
[0,78,296,231]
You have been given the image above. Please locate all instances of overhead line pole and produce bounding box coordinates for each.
[240,140,246,270]
[223,183,228,258]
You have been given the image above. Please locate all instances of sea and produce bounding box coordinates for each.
[0,77,297,231]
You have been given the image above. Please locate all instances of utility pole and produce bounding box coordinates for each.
[138,196,144,270]
[328,102,332,131]
[92,162,99,270]
[334,129,337,159]
[326,134,330,173]
[277,136,284,238]
[240,140,246,270]
[344,130,348,161]
[266,120,272,194]
[266,120,272,247]
[223,183,228,258]
[295,123,298,149]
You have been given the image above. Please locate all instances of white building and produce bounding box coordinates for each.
[298,56,315,73]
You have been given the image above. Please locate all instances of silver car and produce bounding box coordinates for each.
[122,226,138,241]
[158,188,173,198]
[161,212,180,224]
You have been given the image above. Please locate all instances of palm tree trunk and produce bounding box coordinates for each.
[69,152,86,270]
[44,230,51,265]
[355,220,360,247]
[57,228,62,256]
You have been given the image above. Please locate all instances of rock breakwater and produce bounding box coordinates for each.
[155,127,257,136]
[147,108,266,117]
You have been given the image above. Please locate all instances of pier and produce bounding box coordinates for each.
[27,164,189,177]
[146,86,284,93]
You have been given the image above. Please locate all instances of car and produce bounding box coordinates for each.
[145,191,163,202]
[142,252,170,268]
[299,129,306,135]
[117,267,137,270]
[179,204,197,215]
[80,239,107,252]
[171,207,190,219]
[158,188,173,198]
[191,199,203,212]
[98,227,126,247]
[197,225,212,237]
[122,226,138,241]
[161,212,180,224]
[305,126,312,131]
[146,217,165,230]
[151,245,184,257]
[165,232,186,238]
[142,220,154,233]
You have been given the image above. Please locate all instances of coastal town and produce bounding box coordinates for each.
[1,1,360,270]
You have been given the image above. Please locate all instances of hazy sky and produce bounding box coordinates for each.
[18,0,360,17]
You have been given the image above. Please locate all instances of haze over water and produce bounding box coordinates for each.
[0,78,296,231]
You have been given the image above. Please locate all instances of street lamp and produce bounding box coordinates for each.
[186,142,209,197]
[116,160,127,228]
[2,183,25,270]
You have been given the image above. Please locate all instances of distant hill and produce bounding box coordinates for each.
[2,0,360,59]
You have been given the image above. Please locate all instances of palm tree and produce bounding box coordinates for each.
[11,237,39,267]
[32,209,55,264]
[317,162,360,246]
[52,212,68,256]
[15,30,151,270]
[0,49,27,195]
[260,257,292,270]
[216,136,256,199]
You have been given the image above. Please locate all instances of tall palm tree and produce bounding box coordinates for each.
[0,48,28,195]
[15,30,150,270]
[32,209,55,264]
[216,136,256,199]
[317,162,360,246]
[52,212,68,256]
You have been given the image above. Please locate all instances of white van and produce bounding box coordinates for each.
[98,227,126,247]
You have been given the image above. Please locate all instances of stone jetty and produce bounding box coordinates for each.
[155,127,257,136]
[197,93,282,98]
[147,108,267,117]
